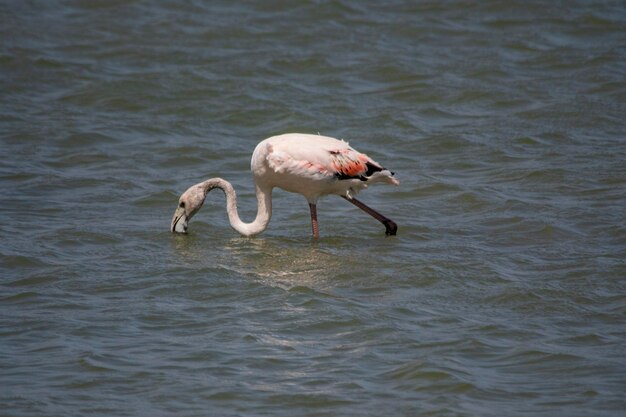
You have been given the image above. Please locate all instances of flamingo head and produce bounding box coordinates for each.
[171,183,207,233]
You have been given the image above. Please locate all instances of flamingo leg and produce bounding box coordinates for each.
[340,196,397,236]
[309,202,320,239]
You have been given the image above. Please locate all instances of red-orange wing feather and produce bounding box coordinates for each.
[329,149,381,180]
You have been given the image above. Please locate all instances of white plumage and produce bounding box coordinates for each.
[171,133,399,238]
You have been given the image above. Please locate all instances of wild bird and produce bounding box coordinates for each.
[170,133,399,238]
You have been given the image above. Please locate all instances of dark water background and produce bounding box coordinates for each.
[1,1,625,416]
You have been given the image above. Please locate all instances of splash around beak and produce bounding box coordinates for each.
[171,206,189,233]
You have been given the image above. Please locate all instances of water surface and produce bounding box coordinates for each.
[1,1,625,416]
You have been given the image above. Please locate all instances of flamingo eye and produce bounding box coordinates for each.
[179,202,185,208]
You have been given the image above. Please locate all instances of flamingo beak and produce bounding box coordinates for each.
[171,206,189,233]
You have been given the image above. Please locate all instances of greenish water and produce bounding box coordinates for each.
[1,1,625,416]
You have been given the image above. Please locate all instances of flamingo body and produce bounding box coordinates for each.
[253,133,399,202]
[171,133,399,237]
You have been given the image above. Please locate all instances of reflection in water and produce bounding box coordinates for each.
[169,231,349,290]
[221,238,347,290]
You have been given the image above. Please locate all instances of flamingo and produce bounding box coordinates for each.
[170,133,399,238]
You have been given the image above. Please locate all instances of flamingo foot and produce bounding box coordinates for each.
[383,219,398,236]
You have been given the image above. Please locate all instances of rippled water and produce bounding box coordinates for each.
[1,1,625,416]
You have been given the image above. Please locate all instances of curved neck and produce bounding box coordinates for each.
[201,178,272,237]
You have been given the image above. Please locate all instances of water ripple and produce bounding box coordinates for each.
[1,0,625,416]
